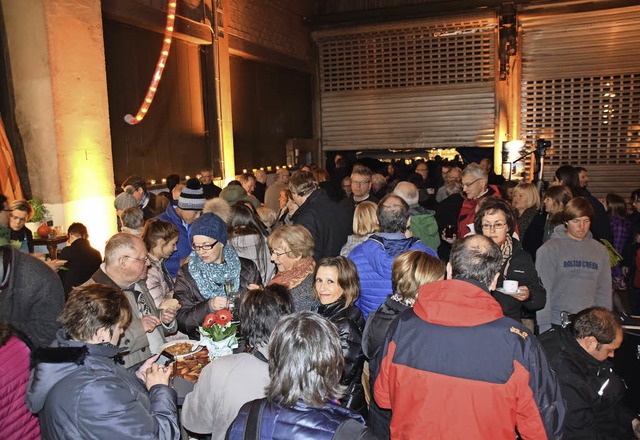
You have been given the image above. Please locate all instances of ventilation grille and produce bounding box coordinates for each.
[317,19,496,93]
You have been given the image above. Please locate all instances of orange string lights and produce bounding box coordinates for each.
[124,0,177,125]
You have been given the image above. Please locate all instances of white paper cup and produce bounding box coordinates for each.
[503,280,519,293]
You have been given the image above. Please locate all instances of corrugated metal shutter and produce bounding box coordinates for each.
[313,12,497,151]
[520,4,640,198]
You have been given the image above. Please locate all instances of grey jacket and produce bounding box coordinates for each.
[181,347,270,439]
[0,246,65,347]
[26,331,179,439]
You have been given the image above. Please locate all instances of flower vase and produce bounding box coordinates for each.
[198,331,238,360]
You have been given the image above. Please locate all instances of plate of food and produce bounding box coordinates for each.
[159,339,203,359]
[158,340,211,382]
[172,347,210,382]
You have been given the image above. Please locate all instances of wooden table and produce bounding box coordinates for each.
[32,235,68,259]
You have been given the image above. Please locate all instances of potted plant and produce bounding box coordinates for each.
[26,199,49,237]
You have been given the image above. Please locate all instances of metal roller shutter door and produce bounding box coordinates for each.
[314,13,497,152]
[520,4,640,198]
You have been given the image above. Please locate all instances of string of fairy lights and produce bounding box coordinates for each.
[124,0,177,125]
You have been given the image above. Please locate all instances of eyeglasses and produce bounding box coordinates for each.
[481,222,507,231]
[192,240,219,251]
[124,255,150,264]
[351,180,371,187]
[270,249,292,257]
[462,178,482,188]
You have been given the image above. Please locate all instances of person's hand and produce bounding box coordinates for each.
[209,296,228,311]
[144,361,172,390]
[632,418,640,438]
[512,285,530,302]
[180,255,190,267]
[135,354,159,382]
[141,314,161,333]
[441,230,456,244]
[46,259,68,272]
[159,308,177,325]
[248,284,261,291]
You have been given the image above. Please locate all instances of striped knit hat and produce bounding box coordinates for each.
[178,178,205,211]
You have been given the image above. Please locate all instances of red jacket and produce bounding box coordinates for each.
[457,184,502,237]
[373,279,564,439]
[0,335,41,439]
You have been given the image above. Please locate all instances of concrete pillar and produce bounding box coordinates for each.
[217,0,236,182]
[2,0,116,251]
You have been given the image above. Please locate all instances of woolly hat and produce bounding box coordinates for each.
[219,184,260,209]
[114,190,138,211]
[178,178,205,211]
[190,212,227,244]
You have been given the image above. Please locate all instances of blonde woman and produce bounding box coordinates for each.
[512,183,541,237]
[340,201,380,256]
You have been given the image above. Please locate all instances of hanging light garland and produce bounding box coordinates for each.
[124,0,178,125]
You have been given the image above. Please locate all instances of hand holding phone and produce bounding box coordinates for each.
[155,350,175,367]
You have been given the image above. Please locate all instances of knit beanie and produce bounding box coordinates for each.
[114,190,138,211]
[190,212,227,244]
[178,178,205,211]
[219,185,261,209]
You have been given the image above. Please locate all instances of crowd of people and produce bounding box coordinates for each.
[1,158,639,439]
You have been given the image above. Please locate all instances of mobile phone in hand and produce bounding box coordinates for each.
[155,350,175,367]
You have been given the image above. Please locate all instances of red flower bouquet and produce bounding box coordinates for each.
[198,310,238,359]
[200,310,236,341]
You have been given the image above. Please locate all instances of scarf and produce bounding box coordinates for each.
[267,257,315,290]
[188,245,241,299]
[500,235,513,264]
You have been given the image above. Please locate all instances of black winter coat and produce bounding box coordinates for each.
[293,188,352,261]
[361,296,410,440]
[493,239,546,322]
[174,257,261,339]
[316,298,367,417]
[539,327,636,439]
[58,238,103,294]
[361,296,409,361]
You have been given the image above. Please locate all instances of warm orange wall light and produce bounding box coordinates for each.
[124,0,177,125]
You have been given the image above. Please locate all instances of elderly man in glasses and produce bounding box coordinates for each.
[456,162,502,238]
[83,233,177,367]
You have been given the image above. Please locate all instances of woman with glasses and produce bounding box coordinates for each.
[474,197,546,328]
[266,225,317,312]
[174,213,261,339]
[8,200,34,253]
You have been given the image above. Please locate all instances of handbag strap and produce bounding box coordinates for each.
[244,399,266,440]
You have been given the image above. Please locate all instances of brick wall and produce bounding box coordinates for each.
[226,0,314,65]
